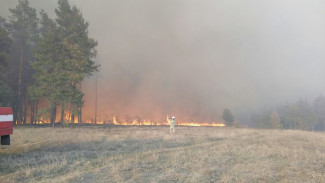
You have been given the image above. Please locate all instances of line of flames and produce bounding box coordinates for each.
[35,114,79,124]
[86,117,226,127]
[34,116,226,127]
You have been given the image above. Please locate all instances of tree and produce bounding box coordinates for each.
[55,0,99,124]
[30,10,62,127]
[270,110,282,129]
[251,109,272,128]
[313,95,325,131]
[0,17,13,106]
[222,108,234,126]
[30,0,99,126]
[8,0,38,124]
[279,103,297,129]
[296,99,317,130]
[280,99,317,131]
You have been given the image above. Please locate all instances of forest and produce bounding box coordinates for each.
[0,0,325,131]
[251,97,325,131]
[0,0,98,127]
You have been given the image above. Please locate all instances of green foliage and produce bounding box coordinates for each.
[253,99,319,131]
[54,0,98,122]
[55,0,99,82]
[222,108,234,126]
[31,11,62,102]
[313,95,325,130]
[8,0,39,124]
[270,110,282,129]
[0,26,11,67]
[254,110,282,129]
[0,79,13,107]
[30,0,99,124]
[0,19,13,107]
[280,99,317,130]
[9,0,38,45]
[251,110,272,128]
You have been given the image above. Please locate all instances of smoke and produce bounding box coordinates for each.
[2,0,325,123]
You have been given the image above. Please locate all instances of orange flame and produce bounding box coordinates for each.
[104,117,225,127]
[65,113,78,123]
[32,114,226,127]
[36,118,51,124]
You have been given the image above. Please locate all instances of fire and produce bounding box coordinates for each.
[31,114,226,127]
[33,112,79,124]
[103,117,225,127]
[65,113,78,123]
[112,117,117,125]
[36,118,51,124]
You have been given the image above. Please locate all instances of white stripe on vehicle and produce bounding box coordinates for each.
[0,115,13,122]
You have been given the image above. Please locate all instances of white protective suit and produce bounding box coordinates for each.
[167,116,175,133]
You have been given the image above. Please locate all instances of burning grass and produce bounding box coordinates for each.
[0,126,324,182]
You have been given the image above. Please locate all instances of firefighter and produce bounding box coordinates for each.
[167,116,176,134]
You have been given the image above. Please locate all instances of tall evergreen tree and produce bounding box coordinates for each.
[270,110,282,129]
[280,104,297,129]
[313,95,325,131]
[8,0,38,124]
[251,109,272,128]
[0,17,13,106]
[30,10,62,127]
[31,0,99,126]
[296,99,317,130]
[222,108,234,126]
[55,0,98,124]
[279,99,317,130]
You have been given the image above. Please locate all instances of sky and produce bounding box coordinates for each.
[1,0,325,124]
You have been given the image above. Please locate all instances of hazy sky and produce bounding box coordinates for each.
[1,0,325,123]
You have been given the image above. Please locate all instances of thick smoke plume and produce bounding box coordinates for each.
[2,0,325,123]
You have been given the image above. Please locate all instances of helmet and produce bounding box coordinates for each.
[172,116,175,119]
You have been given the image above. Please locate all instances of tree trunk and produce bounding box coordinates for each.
[13,107,17,125]
[60,102,65,127]
[79,82,82,124]
[95,74,97,125]
[71,85,75,127]
[78,104,81,124]
[35,100,38,124]
[68,105,72,127]
[30,100,35,124]
[23,92,27,124]
[71,112,74,128]
[17,45,24,125]
[50,103,56,128]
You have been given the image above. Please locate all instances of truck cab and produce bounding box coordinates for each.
[0,107,13,145]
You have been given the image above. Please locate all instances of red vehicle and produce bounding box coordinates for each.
[0,107,13,145]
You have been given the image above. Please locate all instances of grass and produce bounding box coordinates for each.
[0,126,324,183]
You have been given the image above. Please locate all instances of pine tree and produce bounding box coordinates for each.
[296,99,317,131]
[55,0,98,124]
[30,10,62,127]
[0,17,13,106]
[31,0,98,126]
[222,108,234,126]
[8,0,38,124]
[281,100,318,130]
[313,95,325,131]
[270,110,282,129]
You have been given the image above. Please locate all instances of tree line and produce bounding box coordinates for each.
[0,0,99,127]
[251,96,325,131]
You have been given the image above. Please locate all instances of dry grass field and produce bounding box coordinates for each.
[0,126,324,183]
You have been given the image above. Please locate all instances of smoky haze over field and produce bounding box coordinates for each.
[2,0,325,123]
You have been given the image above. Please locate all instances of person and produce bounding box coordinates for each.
[167,116,176,134]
